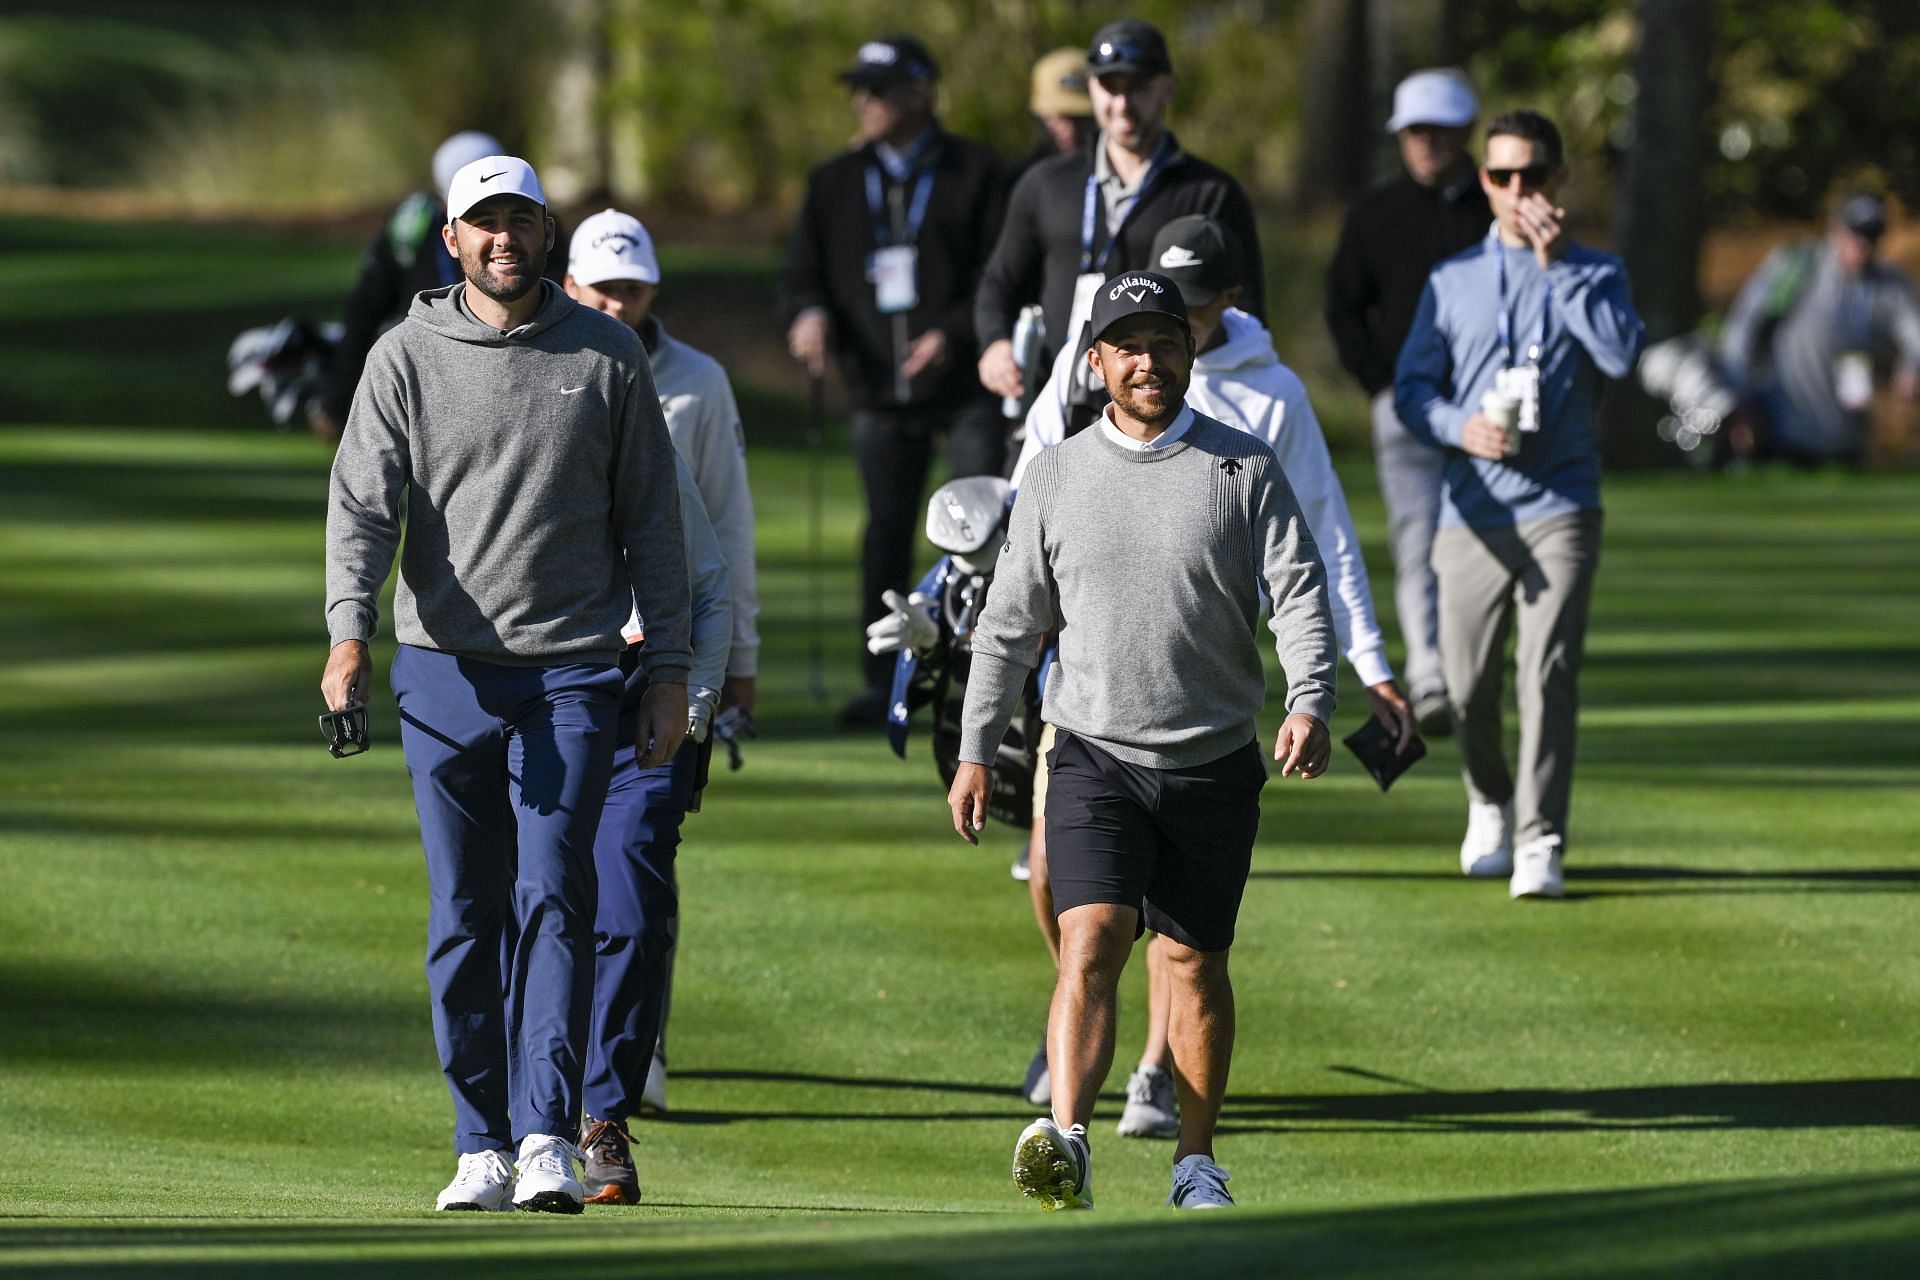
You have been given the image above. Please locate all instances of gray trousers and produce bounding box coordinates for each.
[1432,510,1602,852]
[1371,390,1448,700]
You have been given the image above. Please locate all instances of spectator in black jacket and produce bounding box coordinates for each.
[311,131,570,446]
[782,34,1008,727]
[1324,69,1491,734]
[974,19,1264,406]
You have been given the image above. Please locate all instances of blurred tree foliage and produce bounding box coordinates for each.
[1455,0,1920,221]
[3,0,1916,222]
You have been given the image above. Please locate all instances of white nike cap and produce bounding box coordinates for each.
[432,131,503,199]
[445,155,547,227]
[568,209,661,287]
[1385,69,1478,134]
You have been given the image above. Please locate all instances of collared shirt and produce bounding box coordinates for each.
[875,128,937,181]
[1099,400,1194,452]
[1092,130,1177,235]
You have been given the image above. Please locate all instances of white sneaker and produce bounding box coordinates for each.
[1168,1153,1234,1209]
[435,1149,515,1212]
[1116,1065,1180,1139]
[641,1045,668,1115]
[511,1133,584,1214]
[1460,801,1515,877]
[1510,837,1565,899]
[1012,1117,1092,1210]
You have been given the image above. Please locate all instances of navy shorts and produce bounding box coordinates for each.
[1043,730,1267,953]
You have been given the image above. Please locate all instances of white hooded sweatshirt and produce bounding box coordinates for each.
[1014,307,1393,688]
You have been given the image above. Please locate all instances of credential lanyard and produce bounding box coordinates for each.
[866,165,936,248]
[1492,231,1552,365]
[1079,141,1172,273]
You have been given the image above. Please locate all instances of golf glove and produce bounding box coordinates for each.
[865,589,938,656]
[686,685,721,744]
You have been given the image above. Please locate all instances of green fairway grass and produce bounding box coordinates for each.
[2,215,1918,1276]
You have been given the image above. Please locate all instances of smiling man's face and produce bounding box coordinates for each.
[1089,313,1194,428]
[445,194,553,305]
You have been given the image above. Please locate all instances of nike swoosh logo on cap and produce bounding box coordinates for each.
[480,170,507,183]
[1159,245,1202,269]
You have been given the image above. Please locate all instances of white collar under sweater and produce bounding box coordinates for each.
[1098,401,1195,452]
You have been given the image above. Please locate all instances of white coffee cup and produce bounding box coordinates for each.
[1480,388,1522,456]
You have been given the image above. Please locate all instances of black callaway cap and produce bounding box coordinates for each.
[1089,271,1191,345]
[838,35,939,87]
[1087,19,1173,77]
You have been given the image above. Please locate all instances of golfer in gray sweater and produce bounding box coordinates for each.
[951,271,1337,1212]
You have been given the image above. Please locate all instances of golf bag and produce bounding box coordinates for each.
[883,476,1047,829]
[226,316,342,430]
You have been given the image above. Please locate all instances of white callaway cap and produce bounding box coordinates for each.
[568,209,661,287]
[432,131,503,199]
[1385,69,1478,133]
[445,155,547,226]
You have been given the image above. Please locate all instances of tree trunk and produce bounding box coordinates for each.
[1296,0,1371,207]
[1608,0,1715,469]
[1367,0,1455,181]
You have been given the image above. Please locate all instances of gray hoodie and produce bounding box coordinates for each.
[326,281,691,680]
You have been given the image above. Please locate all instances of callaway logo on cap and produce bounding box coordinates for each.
[568,209,661,287]
[1158,245,1203,270]
[1106,275,1165,303]
[1088,269,1190,344]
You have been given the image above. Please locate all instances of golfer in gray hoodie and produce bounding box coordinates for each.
[322,155,690,1215]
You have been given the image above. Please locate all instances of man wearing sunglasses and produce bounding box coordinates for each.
[1326,70,1492,740]
[974,19,1264,417]
[1394,110,1644,901]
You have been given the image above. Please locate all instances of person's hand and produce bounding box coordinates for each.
[1274,712,1331,779]
[1517,192,1568,267]
[685,685,720,744]
[1459,412,1512,460]
[635,681,689,768]
[787,307,830,377]
[1363,679,1416,755]
[977,338,1023,399]
[320,639,370,711]
[719,675,756,715]
[899,328,948,380]
[948,762,991,844]
[306,405,344,448]
[865,589,939,656]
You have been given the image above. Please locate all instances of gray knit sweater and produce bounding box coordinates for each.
[960,408,1337,770]
[325,281,691,680]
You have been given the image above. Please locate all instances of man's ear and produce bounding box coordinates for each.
[441,224,458,259]
[545,215,557,254]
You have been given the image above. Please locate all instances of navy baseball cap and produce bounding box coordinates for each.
[1089,271,1191,345]
[1837,192,1887,241]
[838,35,938,88]
[1087,20,1173,78]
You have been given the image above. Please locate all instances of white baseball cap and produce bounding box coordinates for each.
[1385,69,1478,133]
[444,155,547,227]
[568,209,661,287]
[432,131,503,198]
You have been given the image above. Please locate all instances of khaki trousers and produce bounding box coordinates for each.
[1432,510,1602,851]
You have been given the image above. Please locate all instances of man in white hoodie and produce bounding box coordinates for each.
[998,214,1413,1145]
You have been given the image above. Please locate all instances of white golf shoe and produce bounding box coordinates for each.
[1168,1153,1234,1209]
[1510,837,1566,899]
[1012,1117,1092,1210]
[511,1133,584,1214]
[1460,801,1515,877]
[434,1149,515,1212]
[1116,1065,1180,1139]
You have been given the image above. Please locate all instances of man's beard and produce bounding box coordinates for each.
[464,240,545,305]
[1107,369,1186,425]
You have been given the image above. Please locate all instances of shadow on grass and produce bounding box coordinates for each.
[633,1068,1918,1136]
[1250,864,1920,894]
[3,1171,1917,1278]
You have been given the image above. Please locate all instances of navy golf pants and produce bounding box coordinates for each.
[391,644,622,1156]
[582,742,696,1122]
